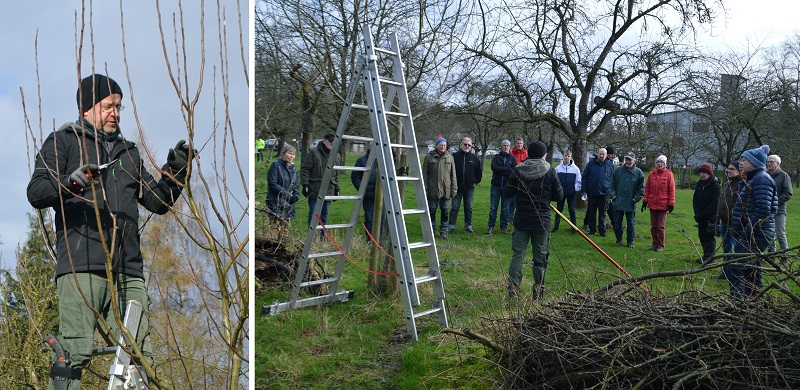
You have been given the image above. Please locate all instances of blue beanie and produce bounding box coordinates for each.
[741,145,770,169]
[435,135,446,146]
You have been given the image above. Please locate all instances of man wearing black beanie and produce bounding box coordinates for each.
[28,73,196,389]
[504,140,562,300]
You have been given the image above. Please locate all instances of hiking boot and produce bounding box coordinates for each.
[501,228,508,234]
[486,227,494,235]
[655,247,664,252]
[599,232,607,238]
[465,225,474,233]
[439,230,447,239]
[614,240,623,246]
[627,243,635,249]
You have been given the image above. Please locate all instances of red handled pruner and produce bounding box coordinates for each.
[72,158,119,188]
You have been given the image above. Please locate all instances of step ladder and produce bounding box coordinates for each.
[264,24,449,340]
[44,300,147,390]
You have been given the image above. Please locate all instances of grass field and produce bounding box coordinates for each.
[254,155,799,389]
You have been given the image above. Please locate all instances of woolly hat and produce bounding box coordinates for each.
[605,146,615,156]
[697,163,713,176]
[656,155,667,165]
[741,145,770,169]
[728,160,740,171]
[528,140,547,159]
[323,133,336,142]
[501,139,511,146]
[77,74,123,113]
[435,135,447,146]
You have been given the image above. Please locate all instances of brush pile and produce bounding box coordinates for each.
[255,234,299,285]
[497,290,800,389]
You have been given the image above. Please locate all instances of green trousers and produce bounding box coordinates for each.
[508,229,550,296]
[49,272,151,390]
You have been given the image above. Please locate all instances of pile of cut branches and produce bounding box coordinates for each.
[475,290,800,389]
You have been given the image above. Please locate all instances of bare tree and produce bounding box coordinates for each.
[462,0,722,169]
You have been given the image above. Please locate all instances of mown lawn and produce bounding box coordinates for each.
[254,154,799,389]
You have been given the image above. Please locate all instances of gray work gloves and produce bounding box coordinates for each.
[66,164,99,190]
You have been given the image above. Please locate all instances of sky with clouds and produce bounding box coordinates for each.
[0,1,249,270]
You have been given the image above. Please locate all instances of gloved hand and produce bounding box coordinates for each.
[167,140,196,172]
[302,186,310,197]
[640,202,647,212]
[290,194,299,204]
[668,205,674,213]
[67,164,100,190]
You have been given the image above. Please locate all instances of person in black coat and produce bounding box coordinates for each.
[504,141,563,299]
[352,145,378,237]
[693,164,721,264]
[448,137,482,232]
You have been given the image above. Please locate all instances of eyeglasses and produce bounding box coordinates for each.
[462,143,472,147]
[100,104,124,112]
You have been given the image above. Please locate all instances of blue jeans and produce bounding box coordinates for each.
[508,229,549,294]
[725,232,769,299]
[718,223,735,261]
[362,197,375,236]
[552,193,576,231]
[307,198,331,234]
[488,185,512,229]
[613,209,635,244]
[429,197,451,232]
[449,187,475,229]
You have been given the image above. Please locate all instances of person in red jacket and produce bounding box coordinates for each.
[508,137,528,225]
[642,154,675,251]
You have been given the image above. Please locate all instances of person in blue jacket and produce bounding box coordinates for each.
[267,144,301,236]
[726,145,778,299]
[552,149,582,233]
[579,147,614,236]
[487,140,516,235]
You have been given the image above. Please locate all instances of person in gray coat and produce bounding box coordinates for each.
[767,154,793,253]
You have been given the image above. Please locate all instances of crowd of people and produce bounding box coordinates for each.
[265,135,793,302]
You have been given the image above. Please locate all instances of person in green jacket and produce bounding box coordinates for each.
[609,152,644,248]
[255,138,266,162]
[301,133,340,234]
[423,136,457,239]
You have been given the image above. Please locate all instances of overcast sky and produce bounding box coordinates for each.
[0,1,248,270]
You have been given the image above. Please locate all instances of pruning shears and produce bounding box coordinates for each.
[72,158,119,188]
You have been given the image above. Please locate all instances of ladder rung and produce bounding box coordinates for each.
[342,135,374,143]
[334,165,370,172]
[92,346,117,355]
[385,111,408,118]
[378,77,402,87]
[408,241,432,250]
[314,223,353,230]
[413,306,443,319]
[396,176,420,182]
[307,251,343,259]
[389,142,413,149]
[351,103,370,111]
[300,277,339,288]
[402,208,426,215]
[324,195,361,201]
[415,273,440,284]
[373,47,397,56]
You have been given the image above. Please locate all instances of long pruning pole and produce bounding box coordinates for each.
[550,203,649,294]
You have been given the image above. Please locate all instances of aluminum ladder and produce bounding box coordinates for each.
[264,24,448,340]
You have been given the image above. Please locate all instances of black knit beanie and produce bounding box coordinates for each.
[77,74,123,113]
[528,140,547,159]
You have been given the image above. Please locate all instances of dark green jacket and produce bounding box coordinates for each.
[301,142,339,199]
[27,122,184,279]
[609,164,644,212]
